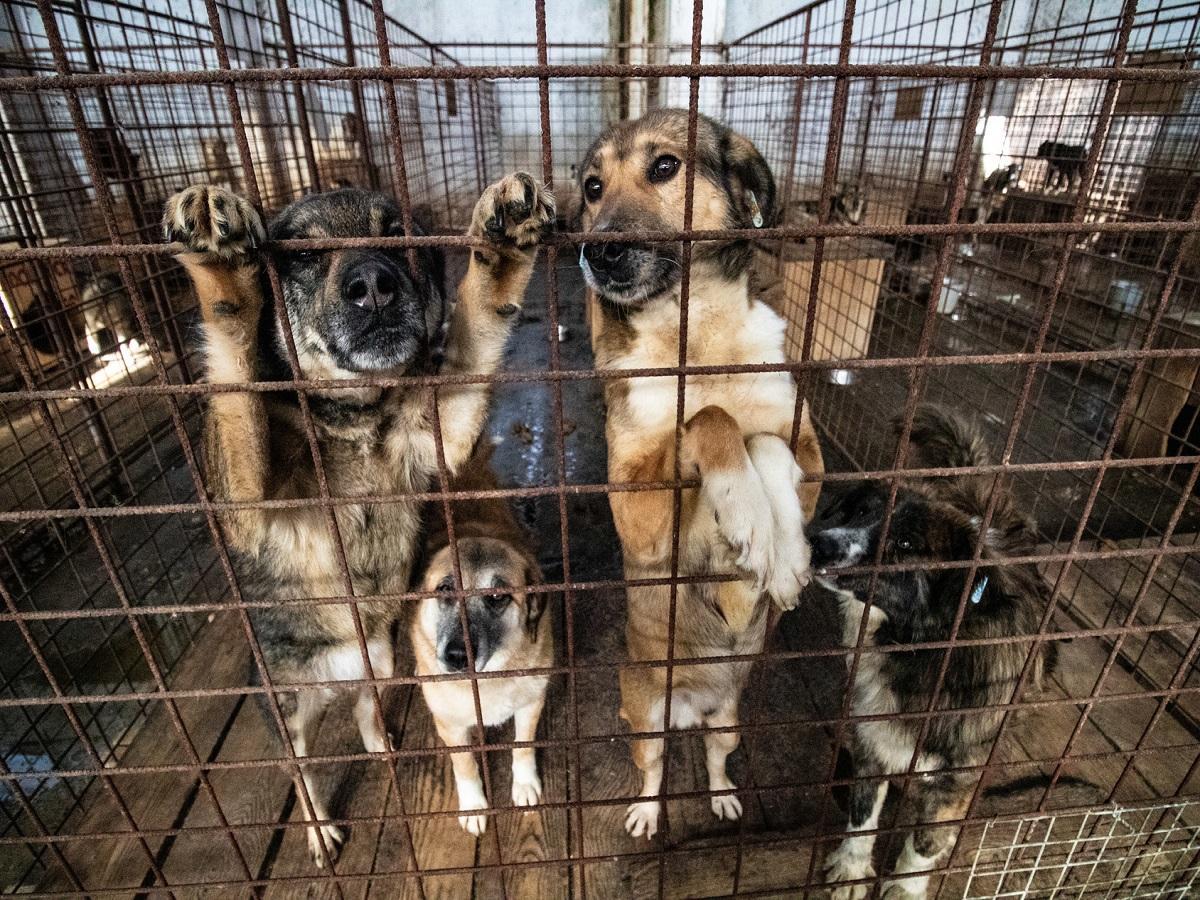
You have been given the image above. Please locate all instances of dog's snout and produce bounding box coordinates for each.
[344,259,399,311]
[809,531,841,568]
[582,238,631,269]
[442,638,468,672]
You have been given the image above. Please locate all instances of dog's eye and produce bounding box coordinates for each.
[896,538,914,553]
[435,575,456,600]
[583,176,603,202]
[649,155,680,183]
[485,593,512,613]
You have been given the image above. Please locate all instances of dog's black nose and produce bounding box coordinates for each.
[442,640,468,672]
[809,531,839,567]
[582,240,632,271]
[344,260,398,310]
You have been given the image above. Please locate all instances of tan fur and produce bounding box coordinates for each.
[412,447,553,835]
[578,111,824,838]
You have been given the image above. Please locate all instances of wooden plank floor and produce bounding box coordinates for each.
[36,566,1200,898]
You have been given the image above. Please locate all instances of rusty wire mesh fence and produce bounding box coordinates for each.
[1,0,1200,896]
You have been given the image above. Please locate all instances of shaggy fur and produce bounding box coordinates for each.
[164,173,553,866]
[811,404,1056,900]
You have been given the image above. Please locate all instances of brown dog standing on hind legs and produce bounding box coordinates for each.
[412,442,552,835]
[162,173,553,866]
[576,109,824,839]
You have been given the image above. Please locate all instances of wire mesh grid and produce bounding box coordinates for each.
[962,800,1200,898]
[0,0,1199,896]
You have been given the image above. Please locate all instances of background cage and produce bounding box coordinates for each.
[1,0,1200,896]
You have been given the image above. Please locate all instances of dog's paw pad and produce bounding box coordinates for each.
[163,185,264,259]
[471,173,555,250]
[624,801,660,840]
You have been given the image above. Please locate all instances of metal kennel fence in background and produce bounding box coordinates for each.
[0,0,1199,896]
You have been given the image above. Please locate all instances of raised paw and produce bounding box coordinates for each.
[746,433,812,610]
[307,822,345,869]
[760,520,811,611]
[470,173,555,251]
[624,800,661,840]
[163,184,264,259]
[704,468,777,594]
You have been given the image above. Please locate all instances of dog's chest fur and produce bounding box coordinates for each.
[601,278,796,439]
[838,592,940,776]
[243,390,435,638]
[598,276,796,644]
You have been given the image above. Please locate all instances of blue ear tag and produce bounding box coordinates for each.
[748,191,764,228]
[970,574,989,605]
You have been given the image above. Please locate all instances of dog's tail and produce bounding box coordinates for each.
[897,403,991,471]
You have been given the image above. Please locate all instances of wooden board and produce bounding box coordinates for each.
[1047,541,1200,726]
[36,611,249,895]
[161,685,291,896]
[262,681,410,900]
[756,247,888,362]
[473,598,572,900]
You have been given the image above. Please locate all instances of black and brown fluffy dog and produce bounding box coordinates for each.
[810,405,1054,900]
[163,174,553,866]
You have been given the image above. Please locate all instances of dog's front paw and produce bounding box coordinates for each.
[710,791,743,821]
[823,842,874,900]
[624,800,661,840]
[747,434,812,610]
[307,822,345,869]
[511,768,543,808]
[881,881,926,900]
[704,469,776,592]
[457,782,489,836]
[761,523,811,611]
[708,771,743,821]
[470,172,555,252]
[163,185,264,260]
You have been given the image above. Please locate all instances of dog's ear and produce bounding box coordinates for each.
[723,130,776,228]
[942,522,1009,611]
[521,553,547,643]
